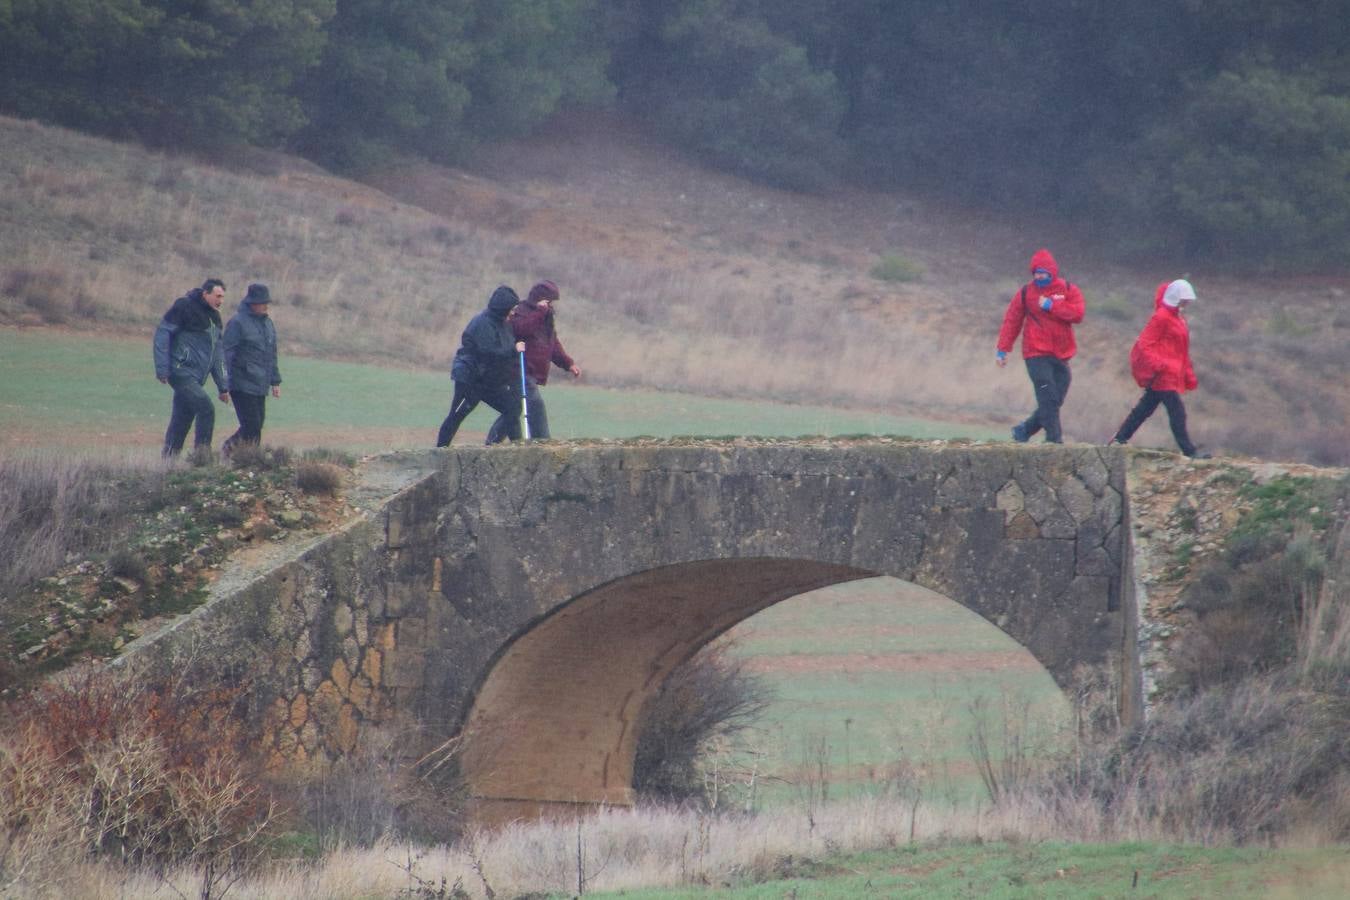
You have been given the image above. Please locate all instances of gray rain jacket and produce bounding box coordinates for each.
[222,302,281,396]
[152,289,228,391]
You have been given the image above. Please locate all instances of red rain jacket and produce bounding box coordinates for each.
[1129,282,1197,392]
[997,249,1085,360]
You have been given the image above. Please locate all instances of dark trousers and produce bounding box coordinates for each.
[437,381,520,447]
[1113,389,1197,456]
[223,392,267,452]
[1019,355,1072,443]
[487,379,547,444]
[163,376,215,457]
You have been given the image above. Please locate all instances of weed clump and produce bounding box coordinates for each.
[295,461,343,496]
[632,640,770,806]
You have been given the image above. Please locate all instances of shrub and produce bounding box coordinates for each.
[869,254,925,283]
[295,461,343,496]
[105,548,149,584]
[1049,672,1350,844]
[301,447,357,468]
[632,640,771,805]
[0,668,276,893]
[282,729,467,850]
[227,444,290,471]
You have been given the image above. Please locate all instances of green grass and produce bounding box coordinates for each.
[0,328,999,451]
[582,842,1350,899]
[723,578,1071,809]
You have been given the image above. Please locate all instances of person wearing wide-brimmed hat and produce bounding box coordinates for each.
[221,283,282,453]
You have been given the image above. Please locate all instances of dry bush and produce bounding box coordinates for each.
[280,729,468,851]
[632,640,771,806]
[1167,532,1330,694]
[1042,515,1350,847]
[1047,672,1350,845]
[0,667,276,896]
[227,443,291,471]
[0,453,165,598]
[295,461,343,497]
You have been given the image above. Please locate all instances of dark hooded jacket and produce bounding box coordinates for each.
[222,301,281,396]
[451,286,520,388]
[153,288,228,391]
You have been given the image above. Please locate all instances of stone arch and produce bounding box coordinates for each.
[458,555,1070,825]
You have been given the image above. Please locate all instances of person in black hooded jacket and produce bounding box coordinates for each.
[436,285,526,447]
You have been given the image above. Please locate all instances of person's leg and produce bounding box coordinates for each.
[1015,358,1043,440]
[486,379,543,443]
[484,414,507,445]
[163,385,195,457]
[165,378,214,455]
[479,383,522,441]
[228,393,265,448]
[1024,356,1066,442]
[1113,390,1163,444]
[437,383,478,447]
[187,382,216,450]
[1159,391,1199,456]
[1052,358,1072,441]
[526,380,549,439]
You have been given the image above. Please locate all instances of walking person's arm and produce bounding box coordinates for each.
[995,291,1025,366]
[211,333,231,403]
[153,318,175,384]
[270,321,282,398]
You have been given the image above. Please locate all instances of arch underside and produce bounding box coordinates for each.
[459,557,1053,824]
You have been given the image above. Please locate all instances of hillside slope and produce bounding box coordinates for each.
[0,112,1346,462]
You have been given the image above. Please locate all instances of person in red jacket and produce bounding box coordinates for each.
[996,248,1086,443]
[486,279,582,443]
[1110,279,1210,458]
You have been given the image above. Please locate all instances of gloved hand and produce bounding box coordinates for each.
[996,349,1008,367]
[1039,296,1053,311]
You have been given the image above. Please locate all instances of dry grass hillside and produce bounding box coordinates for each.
[1,111,1346,462]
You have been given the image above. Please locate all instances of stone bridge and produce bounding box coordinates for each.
[129,441,1138,824]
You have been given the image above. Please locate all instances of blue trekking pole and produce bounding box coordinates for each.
[518,349,531,440]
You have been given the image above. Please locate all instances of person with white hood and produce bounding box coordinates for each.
[1110,278,1211,458]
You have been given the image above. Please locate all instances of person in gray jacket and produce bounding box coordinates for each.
[221,283,282,454]
[153,278,231,457]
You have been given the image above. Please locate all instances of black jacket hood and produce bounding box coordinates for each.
[487,285,519,319]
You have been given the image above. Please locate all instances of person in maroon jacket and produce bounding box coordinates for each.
[1110,279,1210,458]
[996,248,1086,444]
[486,279,582,443]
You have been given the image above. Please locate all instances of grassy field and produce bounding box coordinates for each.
[580,842,1350,899]
[0,327,999,454]
[720,578,1069,810]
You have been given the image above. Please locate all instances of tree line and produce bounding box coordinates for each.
[3,0,1347,270]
